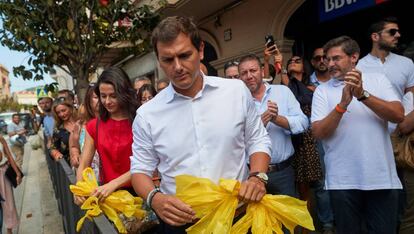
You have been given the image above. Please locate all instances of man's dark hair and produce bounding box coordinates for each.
[323,36,360,57]
[224,60,239,73]
[58,89,75,100]
[368,17,398,37]
[238,53,262,68]
[12,113,19,118]
[37,97,53,103]
[152,16,202,57]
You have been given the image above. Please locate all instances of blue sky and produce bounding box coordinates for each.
[0,19,55,93]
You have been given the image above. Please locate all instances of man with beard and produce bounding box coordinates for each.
[312,35,404,234]
[357,17,414,234]
[310,47,331,87]
[37,96,55,147]
[238,53,308,198]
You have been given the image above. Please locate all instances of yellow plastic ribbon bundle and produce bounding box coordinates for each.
[69,168,146,233]
[175,175,314,234]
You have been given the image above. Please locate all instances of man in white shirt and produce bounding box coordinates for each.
[130,16,272,232]
[238,53,308,197]
[7,114,27,168]
[356,16,414,234]
[312,35,404,234]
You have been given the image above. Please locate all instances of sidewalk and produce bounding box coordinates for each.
[6,136,64,234]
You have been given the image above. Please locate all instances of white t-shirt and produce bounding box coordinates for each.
[311,73,402,190]
[357,53,414,100]
[357,53,414,133]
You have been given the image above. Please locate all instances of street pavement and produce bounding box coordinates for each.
[2,135,64,234]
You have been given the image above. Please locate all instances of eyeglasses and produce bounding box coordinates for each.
[324,55,345,63]
[287,58,302,65]
[380,28,400,36]
[312,55,326,61]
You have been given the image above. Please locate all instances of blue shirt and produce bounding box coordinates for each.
[43,114,55,138]
[130,75,272,194]
[253,83,309,164]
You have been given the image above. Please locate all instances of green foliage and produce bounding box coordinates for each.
[0,0,160,97]
[0,97,23,112]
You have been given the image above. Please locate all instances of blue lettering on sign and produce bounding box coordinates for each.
[319,0,377,22]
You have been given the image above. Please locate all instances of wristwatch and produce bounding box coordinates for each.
[357,90,370,101]
[281,68,288,75]
[248,172,268,184]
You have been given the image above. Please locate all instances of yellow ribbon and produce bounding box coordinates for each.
[70,168,146,233]
[175,175,314,234]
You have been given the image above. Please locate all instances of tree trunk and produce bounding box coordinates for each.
[74,71,90,105]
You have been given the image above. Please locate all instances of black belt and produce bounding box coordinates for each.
[268,157,292,173]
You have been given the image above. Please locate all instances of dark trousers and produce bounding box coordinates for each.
[330,189,399,234]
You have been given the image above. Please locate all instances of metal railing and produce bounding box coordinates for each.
[44,148,118,234]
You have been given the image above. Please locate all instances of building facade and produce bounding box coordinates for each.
[0,64,11,99]
[119,0,412,83]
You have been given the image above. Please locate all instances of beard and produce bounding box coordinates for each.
[378,40,397,51]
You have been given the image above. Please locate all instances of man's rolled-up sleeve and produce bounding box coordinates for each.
[284,88,309,135]
[130,113,158,177]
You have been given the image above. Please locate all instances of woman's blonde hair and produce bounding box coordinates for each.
[52,99,77,127]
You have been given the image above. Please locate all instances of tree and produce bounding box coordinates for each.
[0,0,161,102]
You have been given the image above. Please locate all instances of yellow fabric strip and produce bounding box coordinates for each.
[69,168,146,233]
[175,175,314,234]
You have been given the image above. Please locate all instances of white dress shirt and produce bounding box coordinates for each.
[253,83,309,164]
[130,75,272,194]
[311,73,402,190]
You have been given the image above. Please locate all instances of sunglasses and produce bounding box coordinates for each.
[287,58,302,65]
[380,28,400,36]
[312,55,326,61]
[224,61,239,70]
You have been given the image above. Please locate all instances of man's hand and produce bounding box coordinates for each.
[151,193,196,226]
[261,111,272,127]
[239,176,266,203]
[340,84,353,109]
[344,69,364,98]
[17,129,27,135]
[267,100,279,123]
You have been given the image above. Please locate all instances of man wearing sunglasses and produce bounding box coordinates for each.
[310,47,330,87]
[357,17,414,233]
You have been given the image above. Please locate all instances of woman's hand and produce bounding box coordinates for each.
[92,181,118,202]
[74,195,87,206]
[16,174,22,185]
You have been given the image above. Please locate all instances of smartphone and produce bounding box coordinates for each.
[265,35,275,48]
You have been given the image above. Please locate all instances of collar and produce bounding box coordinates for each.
[331,78,344,87]
[367,52,393,63]
[165,75,220,103]
[310,72,319,85]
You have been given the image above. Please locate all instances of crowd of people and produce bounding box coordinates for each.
[2,15,413,234]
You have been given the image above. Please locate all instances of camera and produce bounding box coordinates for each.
[265,35,275,48]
